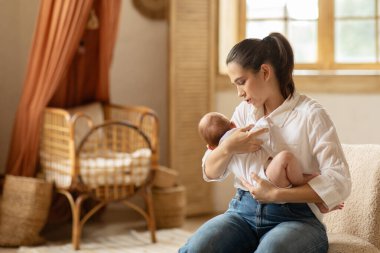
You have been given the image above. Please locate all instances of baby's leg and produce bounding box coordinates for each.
[265,150,305,187]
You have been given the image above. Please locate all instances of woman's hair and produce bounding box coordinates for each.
[226,32,295,99]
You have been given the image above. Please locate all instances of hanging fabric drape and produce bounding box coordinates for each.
[49,0,121,108]
[6,0,94,177]
[97,0,122,102]
[6,0,122,177]
[47,16,101,107]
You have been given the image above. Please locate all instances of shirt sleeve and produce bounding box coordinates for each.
[201,103,247,182]
[201,149,231,182]
[306,107,352,210]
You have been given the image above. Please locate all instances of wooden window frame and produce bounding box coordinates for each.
[240,0,380,70]
[215,0,380,93]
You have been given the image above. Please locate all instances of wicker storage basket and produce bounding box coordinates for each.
[153,166,178,188]
[0,175,52,246]
[152,185,186,228]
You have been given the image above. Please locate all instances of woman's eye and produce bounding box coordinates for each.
[237,80,245,85]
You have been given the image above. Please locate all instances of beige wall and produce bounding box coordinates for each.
[0,0,168,174]
[110,0,168,165]
[213,88,380,212]
[0,0,40,173]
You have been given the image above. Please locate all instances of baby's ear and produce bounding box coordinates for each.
[230,121,236,128]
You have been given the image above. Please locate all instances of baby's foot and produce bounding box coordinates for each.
[317,202,344,213]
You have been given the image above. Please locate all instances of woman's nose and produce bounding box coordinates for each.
[237,88,245,97]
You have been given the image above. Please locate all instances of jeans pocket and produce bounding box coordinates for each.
[229,192,240,210]
[228,198,239,211]
[233,188,246,200]
[232,192,240,200]
[229,189,251,211]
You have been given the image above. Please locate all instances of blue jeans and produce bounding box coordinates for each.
[179,189,328,253]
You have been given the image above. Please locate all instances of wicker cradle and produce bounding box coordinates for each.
[39,103,159,250]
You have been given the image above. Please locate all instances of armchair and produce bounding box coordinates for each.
[324,144,380,253]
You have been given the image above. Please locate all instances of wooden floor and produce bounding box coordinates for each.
[0,203,217,252]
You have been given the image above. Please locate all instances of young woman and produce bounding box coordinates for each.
[179,33,351,253]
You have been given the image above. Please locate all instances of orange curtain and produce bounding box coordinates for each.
[97,0,122,102]
[5,0,94,176]
[49,0,121,108]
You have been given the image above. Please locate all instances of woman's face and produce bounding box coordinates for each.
[227,62,268,108]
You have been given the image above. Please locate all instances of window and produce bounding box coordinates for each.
[245,0,319,65]
[219,0,380,74]
[334,0,379,65]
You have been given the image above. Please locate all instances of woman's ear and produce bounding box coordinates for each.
[260,64,271,81]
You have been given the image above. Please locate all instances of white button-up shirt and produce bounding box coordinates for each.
[202,92,351,219]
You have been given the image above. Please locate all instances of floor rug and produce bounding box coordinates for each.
[18,224,191,253]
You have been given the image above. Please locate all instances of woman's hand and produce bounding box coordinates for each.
[221,125,268,154]
[241,173,326,204]
[240,173,278,203]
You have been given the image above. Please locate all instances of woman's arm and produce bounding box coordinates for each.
[204,126,268,179]
[305,108,351,209]
[242,107,351,208]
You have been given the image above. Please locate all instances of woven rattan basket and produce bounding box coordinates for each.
[153,166,178,188]
[152,185,186,228]
[0,175,52,246]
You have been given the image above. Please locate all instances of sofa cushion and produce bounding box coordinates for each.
[328,233,380,253]
[323,144,380,250]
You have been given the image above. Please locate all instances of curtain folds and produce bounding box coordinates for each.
[48,0,122,107]
[97,0,122,102]
[6,0,121,177]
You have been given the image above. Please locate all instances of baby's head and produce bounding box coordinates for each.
[198,112,235,150]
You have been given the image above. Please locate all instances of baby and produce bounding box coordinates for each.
[198,112,343,213]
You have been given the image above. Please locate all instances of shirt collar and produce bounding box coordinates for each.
[252,92,300,128]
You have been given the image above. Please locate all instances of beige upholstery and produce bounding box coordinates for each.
[324,144,380,253]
